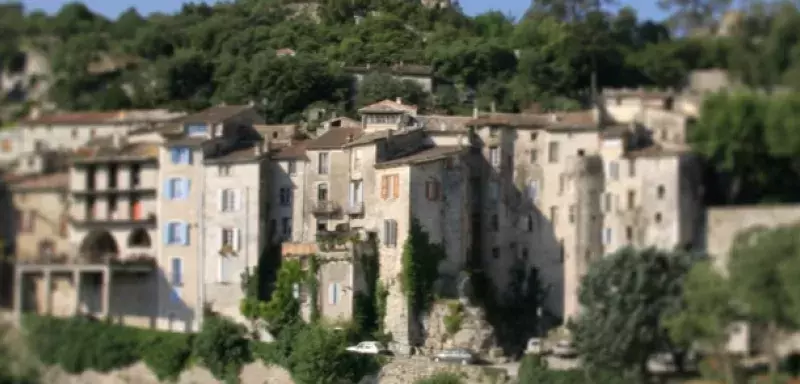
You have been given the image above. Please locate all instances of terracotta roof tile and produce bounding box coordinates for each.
[306,127,363,150]
[272,140,309,160]
[625,144,690,158]
[173,105,253,125]
[358,99,418,113]
[375,146,465,169]
[21,111,122,125]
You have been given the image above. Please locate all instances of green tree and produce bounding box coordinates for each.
[356,72,429,109]
[287,325,381,384]
[663,260,739,384]
[657,0,732,35]
[729,224,800,378]
[193,316,252,381]
[570,247,694,382]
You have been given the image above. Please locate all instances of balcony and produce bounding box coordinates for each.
[70,212,157,229]
[344,201,364,215]
[316,230,357,252]
[312,200,340,216]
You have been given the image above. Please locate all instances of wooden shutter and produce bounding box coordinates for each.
[234,189,242,211]
[182,222,190,245]
[380,176,388,200]
[392,175,399,198]
[233,228,241,252]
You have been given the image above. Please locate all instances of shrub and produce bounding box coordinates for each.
[517,355,593,384]
[287,324,382,384]
[193,316,252,381]
[141,332,194,380]
[443,301,464,335]
[414,372,464,384]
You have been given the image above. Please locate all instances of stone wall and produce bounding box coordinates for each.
[375,358,510,384]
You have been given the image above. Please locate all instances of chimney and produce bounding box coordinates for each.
[111,134,121,148]
[490,101,496,113]
[256,139,270,156]
[549,114,560,122]
[472,107,479,118]
[28,107,41,120]
[395,97,402,104]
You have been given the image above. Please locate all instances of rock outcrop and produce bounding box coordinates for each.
[376,358,510,384]
[421,301,500,360]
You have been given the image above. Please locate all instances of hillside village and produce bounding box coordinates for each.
[5,1,800,384]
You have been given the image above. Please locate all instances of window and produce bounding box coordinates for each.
[492,247,499,259]
[488,181,499,202]
[317,152,329,174]
[489,147,500,166]
[220,227,240,252]
[383,219,398,247]
[185,123,208,136]
[655,212,663,223]
[164,221,189,245]
[489,127,499,137]
[558,174,566,194]
[529,150,538,163]
[609,161,619,181]
[527,215,534,232]
[490,214,499,231]
[548,142,559,163]
[328,283,340,305]
[603,228,612,245]
[626,226,633,242]
[526,181,539,201]
[627,190,636,209]
[350,180,363,206]
[577,149,585,156]
[629,159,636,177]
[281,217,291,237]
[530,132,538,140]
[521,248,529,260]
[559,239,565,262]
[287,160,297,175]
[425,179,441,201]
[171,258,183,287]
[22,210,35,232]
[164,178,189,200]
[169,147,192,165]
[380,174,400,200]
[316,219,327,231]
[90,128,96,138]
[317,183,328,201]
[220,188,238,212]
[279,187,292,206]
[568,205,575,223]
[217,165,231,176]
[71,128,78,139]
[657,185,665,199]
[550,206,558,226]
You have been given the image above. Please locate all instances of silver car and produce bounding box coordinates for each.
[433,348,476,365]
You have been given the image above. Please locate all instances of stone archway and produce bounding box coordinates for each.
[79,230,119,263]
[127,228,151,248]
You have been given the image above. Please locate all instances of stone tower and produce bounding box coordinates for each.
[564,154,605,319]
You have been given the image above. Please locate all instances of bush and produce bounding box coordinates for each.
[443,301,464,335]
[414,372,464,384]
[286,324,382,384]
[141,332,194,380]
[193,316,252,381]
[517,355,595,384]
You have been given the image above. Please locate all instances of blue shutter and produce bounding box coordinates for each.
[182,222,190,245]
[171,258,182,286]
[183,178,191,199]
[186,148,193,164]
[163,178,172,199]
[162,223,171,245]
[170,148,180,164]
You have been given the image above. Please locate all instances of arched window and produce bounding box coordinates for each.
[127,228,151,248]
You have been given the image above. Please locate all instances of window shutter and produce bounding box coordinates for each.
[182,222,190,245]
[233,228,241,252]
[380,176,388,200]
[328,283,335,304]
[184,179,191,199]
[163,224,171,244]
[186,148,193,164]
[390,220,397,247]
[392,175,399,198]
[170,148,179,164]
[163,179,172,199]
[218,189,224,212]
[234,190,242,211]
[383,220,389,246]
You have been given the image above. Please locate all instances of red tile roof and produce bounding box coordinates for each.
[358,99,418,114]
[306,127,363,150]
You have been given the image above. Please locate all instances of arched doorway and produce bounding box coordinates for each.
[127,228,151,248]
[79,231,119,263]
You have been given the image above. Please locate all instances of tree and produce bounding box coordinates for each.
[193,316,252,381]
[663,260,739,383]
[657,0,732,36]
[287,325,381,384]
[570,247,694,382]
[729,224,800,378]
[356,72,429,110]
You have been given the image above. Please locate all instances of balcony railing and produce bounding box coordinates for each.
[70,213,157,228]
[312,200,340,216]
[344,201,364,215]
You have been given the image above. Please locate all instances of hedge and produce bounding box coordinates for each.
[24,315,193,380]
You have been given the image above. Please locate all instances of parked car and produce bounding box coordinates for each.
[552,340,577,358]
[526,337,547,355]
[346,341,387,355]
[433,348,476,365]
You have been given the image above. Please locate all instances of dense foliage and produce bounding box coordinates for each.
[401,218,446,316]
[193,316,253,381]
[7,0,800,121]
[570,247,694,382]
[414,371,464,384]
[24,315,193,379]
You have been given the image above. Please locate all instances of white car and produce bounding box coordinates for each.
[552,340,577,358]
[433,348,476,365]
[346,341,387,355]
[525,337,547,355]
